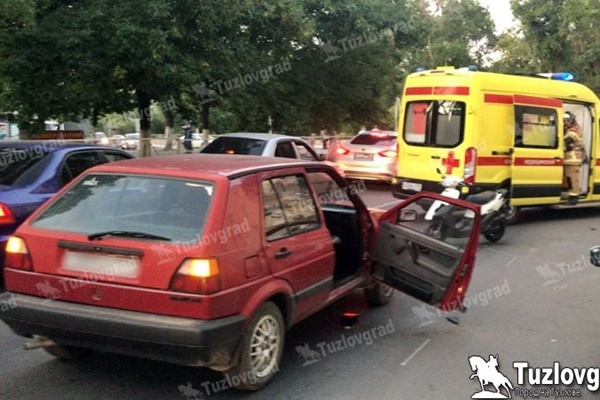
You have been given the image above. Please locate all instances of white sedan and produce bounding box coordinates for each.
[200,133,324,160]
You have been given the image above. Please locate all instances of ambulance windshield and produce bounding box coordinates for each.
[404,100,466,147]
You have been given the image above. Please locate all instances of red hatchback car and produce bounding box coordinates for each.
[0,154,481,390]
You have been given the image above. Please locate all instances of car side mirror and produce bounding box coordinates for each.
[318,154,326,161]
[590,246,600,267]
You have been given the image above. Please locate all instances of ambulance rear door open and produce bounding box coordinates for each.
[510,95,564,206]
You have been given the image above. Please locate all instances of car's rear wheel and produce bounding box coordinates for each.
[43,343,90,360]
[365,282,394,306]
[225,302,284,391]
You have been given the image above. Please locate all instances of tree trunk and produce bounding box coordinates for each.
[163,108,175,151]
[200,78,211,147]
[138,92,152,157]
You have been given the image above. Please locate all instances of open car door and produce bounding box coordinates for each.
[371,192,481,311]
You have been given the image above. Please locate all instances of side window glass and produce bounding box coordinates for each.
[514,106,558,148]
[274,142,296,158]
[294,142,318,161]
[103,152,132,162]
[262,175,320,241]
[307,171,358,208]
[61,151,106,186]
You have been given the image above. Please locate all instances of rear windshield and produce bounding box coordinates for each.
[0,148,51,187]
[32,174,214,243]
[350,132,397,146]
[201,137,266,155]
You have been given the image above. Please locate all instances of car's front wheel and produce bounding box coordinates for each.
[225,302,284,391]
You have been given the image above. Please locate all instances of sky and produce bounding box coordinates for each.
[477,0,516,33]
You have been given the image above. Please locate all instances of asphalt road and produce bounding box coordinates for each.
[1,184,600,399]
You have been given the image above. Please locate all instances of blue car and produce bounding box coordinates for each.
[0,141,134,286]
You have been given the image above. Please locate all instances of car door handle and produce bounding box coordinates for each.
[431,155,441,159]
[492,149,514,156]
[275,248,292,259]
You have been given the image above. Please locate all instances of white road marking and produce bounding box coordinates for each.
[401,338,431,366]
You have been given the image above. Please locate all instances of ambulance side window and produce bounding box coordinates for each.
[514,106,558,149]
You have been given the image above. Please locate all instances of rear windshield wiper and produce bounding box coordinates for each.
[88,230,171,241]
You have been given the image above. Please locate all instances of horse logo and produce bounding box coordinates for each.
[192,83,216,106]
[295,343,322,366]
[535,264,562,286]
[35,280,62,301]
[411,304,441,327]
[469,354,514,398]
[178,382,204,400]
[322,41,344,62]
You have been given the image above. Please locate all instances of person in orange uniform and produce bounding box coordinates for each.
[563,111,585,205]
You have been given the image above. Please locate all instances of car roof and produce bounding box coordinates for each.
[217,132,306,141]
[0,141,123,153]
[90,154,326,180]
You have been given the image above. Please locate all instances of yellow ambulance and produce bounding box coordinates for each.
[393,66,600,222]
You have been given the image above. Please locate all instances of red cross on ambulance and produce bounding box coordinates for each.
[441,151,460,174]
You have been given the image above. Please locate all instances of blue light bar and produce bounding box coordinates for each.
[537,72,575,81]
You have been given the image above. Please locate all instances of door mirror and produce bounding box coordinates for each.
[590,246,600,267]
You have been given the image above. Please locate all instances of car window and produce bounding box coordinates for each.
[307,171,353,208]
[201,137,267,155]
[262,175,320,241]
[60,151,107,186]
[0,148,52,187]
[349,132,397,146]
[294,141,319,161]
[32,175,214,243]
[274,141,297,158]
[102,151,132,162]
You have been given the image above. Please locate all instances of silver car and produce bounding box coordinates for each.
[201,133,324,160]
[327,129,397,182]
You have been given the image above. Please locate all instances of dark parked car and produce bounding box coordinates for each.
[0,154,481,390]
[0,141,134,285]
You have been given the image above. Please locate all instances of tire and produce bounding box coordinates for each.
[483,218,506,243]
[504,205,521,225]
[364,282,394,306]
[43,344,90,360]
[225,302,284,391]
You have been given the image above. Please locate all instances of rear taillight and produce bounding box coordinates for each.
[464,147,477,184]
[169,258,221,294]
[378,149,397,158]
[5,236,33,271]
[0,203,15,225]
[336,147,350,156]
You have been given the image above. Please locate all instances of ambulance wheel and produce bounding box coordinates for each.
[483,219,506,243]
[365,282,394,306]
[504,206,521,225]
[225,302,284,391]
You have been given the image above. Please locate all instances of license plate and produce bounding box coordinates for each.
[354,152,374,161]
[402,182,422,192]
[62,251,140,278]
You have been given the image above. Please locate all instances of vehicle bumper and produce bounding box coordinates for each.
[0,292,246,369]
[338,163,396,182]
